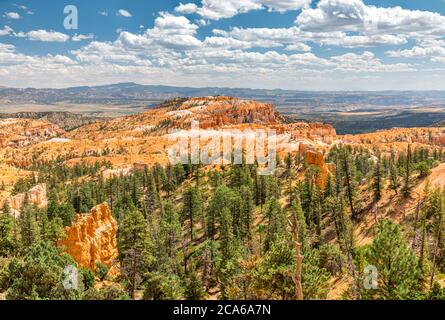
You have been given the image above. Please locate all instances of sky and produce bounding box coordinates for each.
[0,0,444,90]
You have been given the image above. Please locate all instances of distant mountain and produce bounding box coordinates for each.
[1,83,445,106]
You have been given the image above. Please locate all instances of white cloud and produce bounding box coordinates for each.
[117,9,132,18]
[0,1,443,89]
[0,25,13,36]
[3,12,21,19]
[197,0,262,20]
[387,45,445,63]
[13,4,33,15]
[285,43,311,51]
[296,0,445,37]
[72,33,95,42]
[196,0,312,19]
[196,19,208,27]
[175,3,198,14]
[260,0,312,13]
[27,30,70,42]
[330,51,413,72]
[98,11,108,16]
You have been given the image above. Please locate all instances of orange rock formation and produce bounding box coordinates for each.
[303,148,329,187]
[0,118,64,148]
[59,203,118,271]
[7,184,47,217]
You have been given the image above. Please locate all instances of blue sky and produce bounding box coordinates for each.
[0,0,444,90]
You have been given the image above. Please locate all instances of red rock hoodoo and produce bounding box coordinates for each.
[59,203,118,271]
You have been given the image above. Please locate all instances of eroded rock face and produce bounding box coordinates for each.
[59,203,118,271]
[7,184,47,217]
[305,149,329,187]
[0,118,64,148]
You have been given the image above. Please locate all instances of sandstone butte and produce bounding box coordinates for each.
[58,203,118,272]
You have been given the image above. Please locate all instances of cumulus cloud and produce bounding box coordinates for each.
[285,43,311,52]
[117,9,132,18]
[260,0,312,13]
[175,3,198,14]
[196,0,312,19]
[27,30,70,42]
[3,12,21,19]
[387,45,445,63]
[0,25,13,36]
[197,0,262,20]
[296,0,445,36]
[0,1,443,89]
[72,33,95,42]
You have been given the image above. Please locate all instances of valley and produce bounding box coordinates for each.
[1,95,445,300]
[2,84,445,133]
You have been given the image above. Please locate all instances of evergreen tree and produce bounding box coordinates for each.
[159,201,181,265]
[389,150,399,195]
[5,241,83,300]
[402,145,413,198]
[145,172,160,220]
[19,204,40,247]
[339,147,359,218]
[0,210,17,257]
[372,158,383,203]
[117,209,153,299]
[182,186,203,243]
[240,186,254,245]
[366,220,422,299]
[264,198,287,251]
[207,186,240,240]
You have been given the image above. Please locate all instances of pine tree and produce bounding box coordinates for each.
[240,186,254,246]
[2,201,11,216]
[19,204,40,247]
[389,150,399,195]
[182,186,203,243]
[367,219,422,299]
[372,158,383,203]
[339,148,358,218]
[0,210,17,256]
[324,174,334,199]
[145,172,161,221]
[264,198,287,251]
[164,164,177,197]
[117,209,153,299]
[5,241,83,300]
[402,145,413,198]
[429,190,443,289]
[207,186,239,240]
[159,201,181,263]
[290,199,304,300]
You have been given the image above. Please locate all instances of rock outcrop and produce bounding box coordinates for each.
[304,149,330,187]
[0,118,64,148]
[59,203,118,271]
[179,97,282,129]
[7,184,47,217]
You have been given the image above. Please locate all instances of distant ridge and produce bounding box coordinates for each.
[0,112,105,131]
[1,82,445,106]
